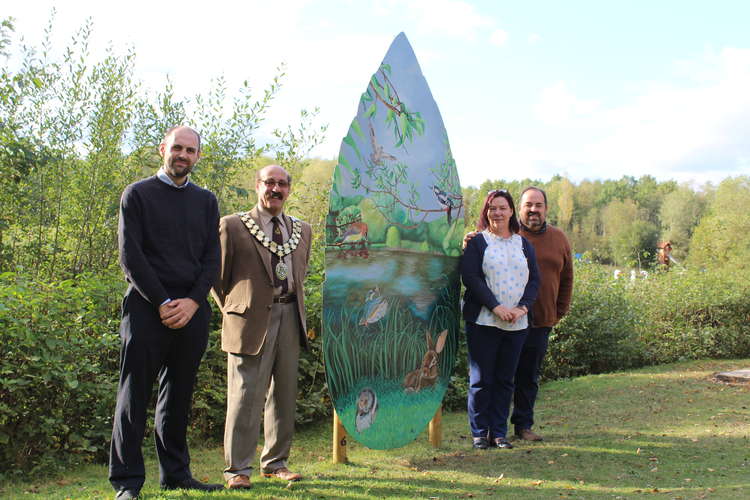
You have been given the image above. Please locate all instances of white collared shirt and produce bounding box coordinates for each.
[157,168,190,189]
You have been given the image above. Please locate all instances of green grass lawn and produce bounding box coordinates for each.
[3,359,749,499]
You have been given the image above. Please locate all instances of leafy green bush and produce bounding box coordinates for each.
[628,268,750,363]
[3,257,749,474]
[0,255,333,474]
[0,271,123,473]
[544,262,644,379]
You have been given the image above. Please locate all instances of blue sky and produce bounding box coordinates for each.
[5,0,750,187]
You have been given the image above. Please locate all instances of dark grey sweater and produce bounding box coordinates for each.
[118,176,220,307]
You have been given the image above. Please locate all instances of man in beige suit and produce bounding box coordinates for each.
[211,164,312,489]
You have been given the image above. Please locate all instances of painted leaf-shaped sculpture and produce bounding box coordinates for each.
[323,33,464,449]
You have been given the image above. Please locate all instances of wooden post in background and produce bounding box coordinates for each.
[428,406,442,448]
[332,410,348,463]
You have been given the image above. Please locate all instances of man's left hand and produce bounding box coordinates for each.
[462,231,478,249]
[160,298,199,329]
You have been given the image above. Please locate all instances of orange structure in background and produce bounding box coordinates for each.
[656,241,673,267]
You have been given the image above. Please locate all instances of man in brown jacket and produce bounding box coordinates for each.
[511,186,573,441]
[211,164,312,489]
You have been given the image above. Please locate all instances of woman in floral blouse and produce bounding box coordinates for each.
[460,189,540,450]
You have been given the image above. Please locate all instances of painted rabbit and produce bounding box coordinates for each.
[403,329,448,392]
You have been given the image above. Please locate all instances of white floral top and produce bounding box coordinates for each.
[475,231,529,331]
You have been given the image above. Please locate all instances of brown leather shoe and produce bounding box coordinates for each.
[516,428,544,441]
[227,474,252,489]
[262,467,302,481]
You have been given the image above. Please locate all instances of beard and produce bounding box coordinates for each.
[523,212,544,229]
[166,157,192,178]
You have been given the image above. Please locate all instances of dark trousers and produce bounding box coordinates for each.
[466,322,527,439]
[511,326,551,432]
[109,289,210,492]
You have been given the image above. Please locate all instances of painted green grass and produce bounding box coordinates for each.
[336,378,447,449]
[323,285,459,402]
[3,359,749,499]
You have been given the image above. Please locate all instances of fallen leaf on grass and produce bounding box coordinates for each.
[548,460,556,464]
[533,480,543,486]
[636,447,641,454]
[493,474,505,483]
[650,467,658,472]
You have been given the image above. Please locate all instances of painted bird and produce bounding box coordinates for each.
[430,185,460,224]
[369,124,397,165]
[359,286,388,326]
[338,221,368,245]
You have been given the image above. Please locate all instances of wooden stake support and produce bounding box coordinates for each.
[428,405,442,448]
[332,410,348,463]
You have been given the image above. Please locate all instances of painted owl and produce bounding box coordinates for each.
[355,387,378,432]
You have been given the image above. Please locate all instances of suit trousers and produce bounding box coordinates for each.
[511,326,552,432]
[224,301,301,480]
[466,322,528,439]
[109,288,210,491]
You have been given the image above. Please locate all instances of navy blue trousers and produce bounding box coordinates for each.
[511,326,551,432]
[109,288,210,492]
[466,322,527,439]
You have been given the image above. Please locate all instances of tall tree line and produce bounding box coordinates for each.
[0,15,325,280]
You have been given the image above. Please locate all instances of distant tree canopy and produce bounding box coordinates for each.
[463,174,748,271]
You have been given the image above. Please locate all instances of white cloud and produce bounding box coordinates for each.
[526,47,750,184]
[535,82,600,125]
[489,29,508,47]
[406,0,493,39]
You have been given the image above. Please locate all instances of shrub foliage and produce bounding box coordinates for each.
[3,262,749,473]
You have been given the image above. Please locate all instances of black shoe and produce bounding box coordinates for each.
[114,489,139,500]
[494,437,513,449]
[472,437,490,449]
[162,477,223,491]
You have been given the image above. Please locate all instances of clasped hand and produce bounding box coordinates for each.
[491,304,526,323]
[159,298,199,329]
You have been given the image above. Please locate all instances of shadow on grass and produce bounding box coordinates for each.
[2,359,749,499]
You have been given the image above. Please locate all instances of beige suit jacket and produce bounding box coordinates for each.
[211,207,312,355]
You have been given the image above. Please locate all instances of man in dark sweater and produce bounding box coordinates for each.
[109,126,222,499]
[511,186,574,441]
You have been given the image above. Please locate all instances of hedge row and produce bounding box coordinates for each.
[1,262,748,473]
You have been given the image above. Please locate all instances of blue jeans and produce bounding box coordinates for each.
[466,322,528,439]
[511,326,551,432]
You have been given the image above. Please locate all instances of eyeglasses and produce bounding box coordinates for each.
[487,189,508,195]
[260,179,290,188]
